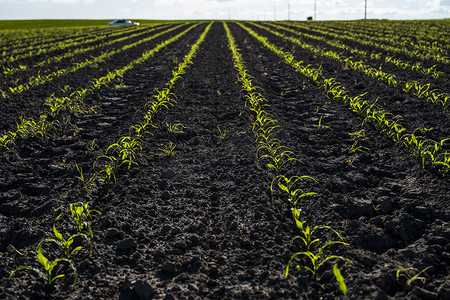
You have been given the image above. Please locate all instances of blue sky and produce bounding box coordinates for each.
[0,0,449,20]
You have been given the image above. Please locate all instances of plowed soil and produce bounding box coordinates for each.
[0,21,449,299]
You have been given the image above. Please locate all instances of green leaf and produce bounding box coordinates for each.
[333,264,348,298]
[37,243,50,271]
[296,265,315,275]
[290,235,307,248]
[70,246,83,257]
[53,214,63,241]
[52,274,65,281]
[9,266,35,280]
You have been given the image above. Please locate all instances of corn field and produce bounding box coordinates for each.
[0,20,449,299]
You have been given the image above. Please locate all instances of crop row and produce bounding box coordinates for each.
[225,22,352,297]
[236,22,450,178]
[251,22,449,107]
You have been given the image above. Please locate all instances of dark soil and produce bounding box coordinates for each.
[0,21,449,299]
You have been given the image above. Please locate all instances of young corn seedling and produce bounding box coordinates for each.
[217,125,227,139]
[433,153,450,177]
[16,116,50,138]
[45,214,92,259]
[153,142,176,157]
[130,120,156,138]
[0,134,12,150]
[402,131,431,162]
[402,81,416,93]
[106,136,142,169]
[317,115,332,131]
[255,125,279,144]
[286,209,352,278]
[258,145,297,173]
[347,130,370,154]
[413,82,431,98]
[94,155,120,184]
[252,110,276,131]
[75,163,97,194]
[70,202,101,236]
[290,207,345,251]
[348,93,368,115]
[166,122,184,134]
[270,175,317,207]
[286,240,352,279]
[86,140,98,152]
[9,240,78,286]
[396,266,430,288]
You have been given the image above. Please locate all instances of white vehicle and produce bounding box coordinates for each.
[108,19,139,26]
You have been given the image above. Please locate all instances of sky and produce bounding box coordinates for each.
[0,0,449,21]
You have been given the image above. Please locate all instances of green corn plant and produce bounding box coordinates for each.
[423,138,449,162]
[318,115,332,130]
[290,207,345,251]
[217,125,227,139]
[75,163,97,194]
[16,116,50,138]
[396,266,430,287]
[258,145,297,173]
[130,120,156,137]
[286,208,352,279]
[440,95,449,106]
[348,93,368,114]
[45,214,92,259]
[94,155,120,184]
[9,240,78,286]
[153,142,176,157]
[434,156,450,177]
[402,132,429,159]
[255,125,279,146]
[244,92,265,108]
[271,175,317,207]
[0,134,12,150]
[106,136,142,169]
[252,110,276,131]
[413,82,430,98]
[70,202,101,236]
[347,130,370,154]
[347,140,370,154]
[333,264,349,300]
[384,119,405,141]
[286,241,352,278]
[166,122,185,134]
